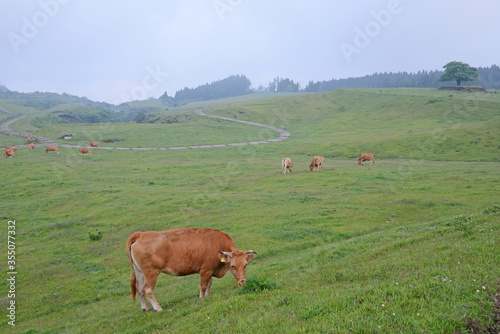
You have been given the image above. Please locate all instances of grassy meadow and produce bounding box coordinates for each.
[1,88,499,333]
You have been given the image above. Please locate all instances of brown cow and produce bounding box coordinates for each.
[78,148,91,156]
[358,153,375,165]
[309,156,324,172]
[29,143,35,152]
[282,157,293,174]
[3,146,18,159]
[87,142,99,148]
[27,136,34,143]
[126,228,257,312]
[46,145,59,154]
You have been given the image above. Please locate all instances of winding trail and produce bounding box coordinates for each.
[1,114,56,146]
[0,109,290,150]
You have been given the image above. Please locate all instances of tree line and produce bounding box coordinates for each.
[1,64,498,124]
[155,64,498,102]
[159,74,252,106]
[299,65,499,93]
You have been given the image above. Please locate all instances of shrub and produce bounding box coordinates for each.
[483,205,500,215]
[88,230,103,241]
[237,276,277,294]
[446,214,475,235]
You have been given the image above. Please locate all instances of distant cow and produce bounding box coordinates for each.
[127,228,257,311]
[358,153,375,165]
[282,157,293,174]
[29,143,35,152]
[46,146,59,154]
[87,142,99,148]
[4,146,17,159]
[78,148,91,156]
[27,136,34,143]
[309,156,324,172]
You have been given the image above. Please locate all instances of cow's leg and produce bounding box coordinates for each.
[199,272,213,297]
[142,272,162,311]
[133,264,150,311]
[205,277,212,296]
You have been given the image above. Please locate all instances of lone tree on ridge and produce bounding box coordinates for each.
[438,61,478,86]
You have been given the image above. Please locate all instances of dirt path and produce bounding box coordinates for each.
[1,114,58,147]
[0,109,291,150]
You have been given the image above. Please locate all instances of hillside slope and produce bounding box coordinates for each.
[207,88,500,161]
[0,88,499,333]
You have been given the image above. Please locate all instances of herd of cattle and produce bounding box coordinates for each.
[4,136,377,311]
[3,138,98,158]
[4,139,376,175]
[281,153,375,174]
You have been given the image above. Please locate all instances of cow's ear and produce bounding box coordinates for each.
[244,250,257,262]
[218,251,231,263]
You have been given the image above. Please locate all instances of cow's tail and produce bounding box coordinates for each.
[126,232,141,305]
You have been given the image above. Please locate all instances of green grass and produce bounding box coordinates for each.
[0,133,26,148]
[1,88,499,333]
[206,88,500,161]
[32,115,278,148]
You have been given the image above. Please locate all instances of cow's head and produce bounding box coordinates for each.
[309,163,314,171]
[219,250,257,286]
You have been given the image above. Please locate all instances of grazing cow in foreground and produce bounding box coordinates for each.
[87,142,99,148]
[126,228,257,312]
[4,147,17,159]
[358,153,375,165]
[29,144,35,152]
[78,148,91,156]
[46,146,59,154]
[282,157,293,174]
[310,156,324,172]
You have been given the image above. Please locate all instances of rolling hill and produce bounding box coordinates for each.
[0,88,499,333]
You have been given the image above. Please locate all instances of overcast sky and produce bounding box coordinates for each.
[1,0,499,104]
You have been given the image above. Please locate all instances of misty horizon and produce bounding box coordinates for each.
[2,1,499,103]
